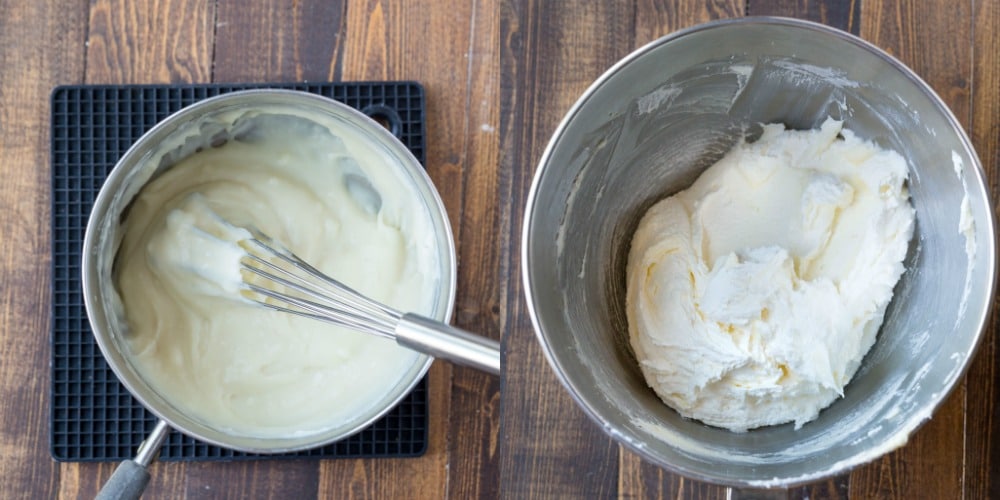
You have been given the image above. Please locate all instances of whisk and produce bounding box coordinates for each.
[236,228,501,376]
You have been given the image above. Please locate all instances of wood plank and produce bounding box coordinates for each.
[746,0,860,34]
[444,0,504,496]
[182,460,320,499]
[318,1,450,497]
[318,0,502,498]
[212,0,446,497]
[498,0,634,497]
[84,0,214,84]
[60,0,306,498]
[159,1,327,494]
[634,0,745,44]
[0,1,89,498]
[213,0,345,82]
[852,1,974,495]
[315,365,451,500]
[624,3,745,499]
[963,0,1000,497]
[59,458,322,499]
[620,446,757,500]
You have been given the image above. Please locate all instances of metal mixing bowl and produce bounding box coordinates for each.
[522,17,996,487]
[83,89,457,453]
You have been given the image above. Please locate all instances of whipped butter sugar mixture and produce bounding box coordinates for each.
[626,119,914,432]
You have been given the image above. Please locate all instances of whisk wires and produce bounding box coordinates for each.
[237,232,402,340]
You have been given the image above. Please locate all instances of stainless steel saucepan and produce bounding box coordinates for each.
[83,90,466,498]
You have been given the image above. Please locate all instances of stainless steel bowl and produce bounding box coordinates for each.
[83,89,457,453]
[522,18,996,487]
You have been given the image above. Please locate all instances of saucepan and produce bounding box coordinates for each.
[82,90,484,498]
[522,17,996,490]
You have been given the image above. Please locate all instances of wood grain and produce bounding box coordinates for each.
[499,0,634,498]
[747,0,860,34]
[319,1,503,498]
[84,0,214,84]
[63,1,242,496]
[963,0,1000,497]
[851,1,973,498]
[213,0,346,82]
[212,1,421,497]
[445,0,504,496]
[634,0,744,45]
[0,0,89,497]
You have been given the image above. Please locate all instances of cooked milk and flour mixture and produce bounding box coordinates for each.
[626,118,914,432]
[115,113,440,437]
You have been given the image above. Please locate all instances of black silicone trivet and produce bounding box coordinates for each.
[51,82,428,462]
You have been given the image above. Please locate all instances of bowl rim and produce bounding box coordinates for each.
[520,15,997,488]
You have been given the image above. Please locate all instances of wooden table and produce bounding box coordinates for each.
[1,0,996,499]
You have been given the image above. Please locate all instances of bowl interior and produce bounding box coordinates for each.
[83,91,456,452]
[524,19,995,486]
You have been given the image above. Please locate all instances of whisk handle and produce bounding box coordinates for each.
[396,313,501,376]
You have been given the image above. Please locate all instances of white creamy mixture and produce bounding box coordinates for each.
[116,113,439,437]
[626,118,914,432]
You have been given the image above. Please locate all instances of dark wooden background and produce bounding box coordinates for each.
[1,0,997,498]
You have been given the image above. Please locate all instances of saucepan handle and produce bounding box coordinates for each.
[95,420,171,500]
[395,313,502,376]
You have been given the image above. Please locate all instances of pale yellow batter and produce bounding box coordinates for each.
[115,113,441,438]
